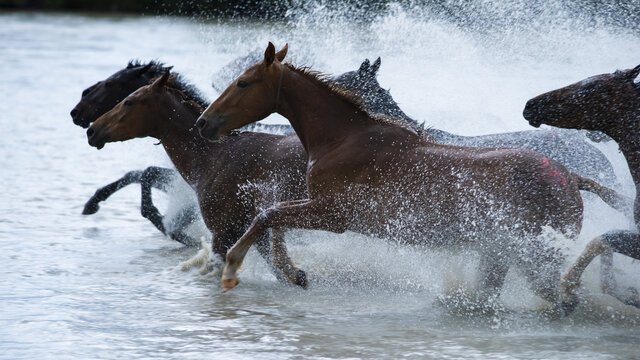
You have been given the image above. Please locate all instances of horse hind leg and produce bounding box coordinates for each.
[515,240,566,312]
[476,251,510,305]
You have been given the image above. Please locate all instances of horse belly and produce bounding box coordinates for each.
[344,181,520,247]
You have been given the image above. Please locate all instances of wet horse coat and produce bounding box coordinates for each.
[86,72,309,284]
[197,43,585,304]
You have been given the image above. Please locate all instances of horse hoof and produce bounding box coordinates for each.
[222,277,239,292]
[295,269,308,289]
[82,202,100,215]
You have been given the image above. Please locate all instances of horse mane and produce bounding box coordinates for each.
[127,59,170,75]
[129,59,210,111]
[284,63,417,132]
[166,75,209,110]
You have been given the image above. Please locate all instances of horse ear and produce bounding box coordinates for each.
[275,43,288,62]
[167,75,179,86]
[151,71,170,91]
[370,57,381,75]
[134,62,154,76]
[264,42,276,67]
[358,59,370,74]
[631,64,640,84]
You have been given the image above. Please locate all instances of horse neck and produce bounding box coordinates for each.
[154,94,215,185]
[278,68,376,157]
[605,110,640,189]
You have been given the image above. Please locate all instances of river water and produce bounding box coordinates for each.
[1,5,640,359]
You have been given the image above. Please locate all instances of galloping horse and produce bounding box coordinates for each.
[72,59,398,244]
[72,61,295,246]
[75,59,622,245]
[72,61,201,245]
[524,65,640,309]
[197,43,588,308]
[86,70,310,285]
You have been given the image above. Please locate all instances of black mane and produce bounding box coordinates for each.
[128,59,210,109]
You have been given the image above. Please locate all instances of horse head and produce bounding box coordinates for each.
[87,71,174,149]
[71,61,169,128]
[333,57,417,126]
[197,42,288,141]
[523,65,640,135]
[333,57,381,89]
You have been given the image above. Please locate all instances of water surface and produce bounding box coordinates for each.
[1,8,640,359]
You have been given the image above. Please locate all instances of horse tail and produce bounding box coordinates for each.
[571,172,632,212]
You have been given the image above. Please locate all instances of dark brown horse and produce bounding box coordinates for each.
[72,61,297,246]
[524,65,640,309]
[86,71,309,286]
[197,43,589,309]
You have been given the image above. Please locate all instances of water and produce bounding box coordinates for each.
[1,5,640,359]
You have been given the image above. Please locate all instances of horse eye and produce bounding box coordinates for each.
[82,89,90,96]
[105,81,113,88]
[124,100,134,106]
[237,80,248,88]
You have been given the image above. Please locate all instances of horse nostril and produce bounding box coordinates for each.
[86,127,94,138]
[70,109,78,118]
[196,118,206,130]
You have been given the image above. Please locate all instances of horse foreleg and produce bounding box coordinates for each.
[560,235,610,312]
[140,167,177,235]
[222,199,342,291]
[83,170,143,214]
[166,205,201,247]
[272,228,307,288]
[600,232,640,308]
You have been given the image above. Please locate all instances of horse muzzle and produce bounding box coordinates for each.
[523,99,543,128]
[86,125,108,150]
[196,113,227,141]
[71,106,93,129]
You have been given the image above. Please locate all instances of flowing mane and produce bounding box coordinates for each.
[129,59,210,111]
[285,63,417,132]
[127,59,170,75]
[165,84,206,117]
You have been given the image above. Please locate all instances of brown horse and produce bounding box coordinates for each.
[197,43,588,309]
[86,71,309,286]
[524,65,640,309]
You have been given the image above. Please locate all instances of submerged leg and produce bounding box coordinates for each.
[222,199,345,291]
[83,170,143,214]
[166,205,201,247]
